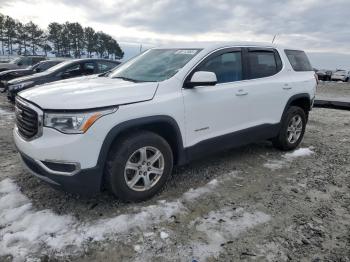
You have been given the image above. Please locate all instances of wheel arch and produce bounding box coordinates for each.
[280,93,311,122]
[96,115,186,182]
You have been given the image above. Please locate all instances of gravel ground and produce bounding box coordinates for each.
[0,84,350,261]
[316,81,350,101]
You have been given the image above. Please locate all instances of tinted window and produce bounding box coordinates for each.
[19,57,32,66]
[247,51,279,79]
[197,52,242,83]
[32,57,44,65]
[36,61,57,71]
[97,61,118,73]
[285,50,313,71]
[82,62,96,74]
[62,64,82,77]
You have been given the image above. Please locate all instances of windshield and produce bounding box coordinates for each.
[46,60,72,72]
[110,48,201,82]
[10,57,22,64]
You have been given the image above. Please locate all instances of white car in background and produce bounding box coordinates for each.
[331,70,349,82]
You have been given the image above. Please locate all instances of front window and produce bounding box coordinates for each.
[46,60,73,73]
[110,48,201,82]
[10,57,22,64]
[196,52,242,83]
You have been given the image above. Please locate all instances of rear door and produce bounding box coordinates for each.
[237,47,290,126]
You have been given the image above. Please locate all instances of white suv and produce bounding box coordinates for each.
[14,42,317,201]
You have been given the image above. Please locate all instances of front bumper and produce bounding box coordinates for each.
[19,151,103,195]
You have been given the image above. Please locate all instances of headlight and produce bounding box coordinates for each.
[44,107,117,134]
[8,81,34,91]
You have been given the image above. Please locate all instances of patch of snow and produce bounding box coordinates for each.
[0,108,13,115]
[143,232,154,238]
[134,245,141,252]
[190,207,271,260]
[0,178,186,260]
[263,160,285,170]
[264,147,314,170]
[0,108,14,125]
[283,147,314,158]
[160,231,169,239]
[257,242,288,262]
[182,179,218,201]
[0,174,228,261]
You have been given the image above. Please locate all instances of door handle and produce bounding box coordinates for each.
[236,89,248,96]
[283,84,292,90]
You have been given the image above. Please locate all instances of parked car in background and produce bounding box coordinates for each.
[316,69,333,81]
[0,60,65,92]
[331,70,349,82]
[0,56,46,72]
[13,42,317,201]
[7,58,120,101]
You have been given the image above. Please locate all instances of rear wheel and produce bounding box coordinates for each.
[105,131,173,202]
[272,106,307,151]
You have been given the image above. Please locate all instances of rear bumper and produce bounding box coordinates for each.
[19,152,103,195]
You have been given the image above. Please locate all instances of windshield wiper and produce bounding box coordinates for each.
[113,76,140,83]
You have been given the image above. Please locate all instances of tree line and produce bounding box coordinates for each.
[0,13,124,59]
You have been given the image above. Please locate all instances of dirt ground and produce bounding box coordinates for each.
[0,83,349,262]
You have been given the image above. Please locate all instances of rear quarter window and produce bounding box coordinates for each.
[285,50,313,72]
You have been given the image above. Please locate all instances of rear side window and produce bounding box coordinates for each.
[247,50,281,79]
[284,50,313,71]
[197,52,242,83]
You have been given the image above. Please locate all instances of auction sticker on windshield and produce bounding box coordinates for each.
[175,50,198,55]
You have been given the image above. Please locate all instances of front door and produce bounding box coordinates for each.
[182,48,248,147]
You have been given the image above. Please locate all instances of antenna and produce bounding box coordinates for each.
[139,44,143,53]
[272,34,278,44]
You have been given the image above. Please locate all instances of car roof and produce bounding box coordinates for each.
[67,58,120,63]
[155,41,292,52]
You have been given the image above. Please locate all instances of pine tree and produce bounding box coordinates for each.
[4,16,16,54]
[26,21,44,55]
[84,27,97,58]
[48,22,63,56]
[0,14,5,55]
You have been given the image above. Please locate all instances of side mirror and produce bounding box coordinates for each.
[17,62,23,66]
[35,68,42,73]
[186,71,217,88]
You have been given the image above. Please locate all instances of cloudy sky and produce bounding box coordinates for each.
[0,0,349,69]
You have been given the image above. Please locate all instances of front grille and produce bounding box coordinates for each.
[15,99,39,139]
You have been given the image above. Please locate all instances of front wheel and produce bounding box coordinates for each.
[105,131,173,202]
[272,106,307,151]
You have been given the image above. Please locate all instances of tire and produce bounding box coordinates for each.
[105,130,173,202]
[272,106,307,151]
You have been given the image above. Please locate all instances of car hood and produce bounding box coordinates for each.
[0,68,32,76]
[8,72,48,84]
[18,76,159,110]
[0,63,18,70]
